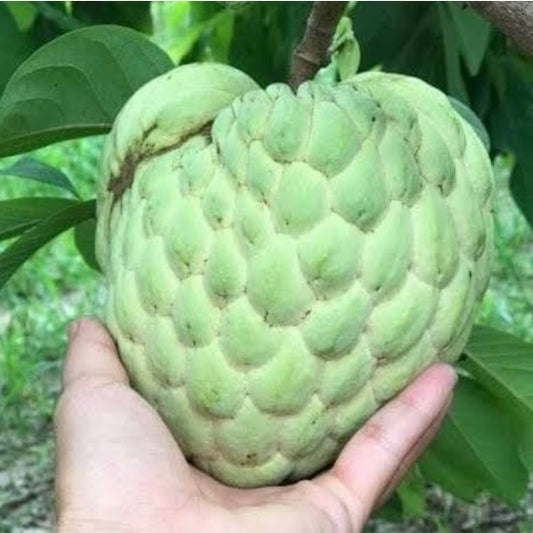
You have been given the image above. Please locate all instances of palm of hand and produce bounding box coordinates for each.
[55,319,455,533]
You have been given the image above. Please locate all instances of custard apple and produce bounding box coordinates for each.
[96,63,493,488]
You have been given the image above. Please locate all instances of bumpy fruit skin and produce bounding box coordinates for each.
[96,63,493,488]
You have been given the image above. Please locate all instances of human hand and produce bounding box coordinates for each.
[55,318,456,532]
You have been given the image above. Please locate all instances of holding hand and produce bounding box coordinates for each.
[55,318,456,532]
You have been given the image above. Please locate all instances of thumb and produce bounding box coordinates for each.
[62,317,129,390]
[319,363,456,523]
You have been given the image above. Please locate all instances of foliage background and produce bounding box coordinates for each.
[0,2,532,531]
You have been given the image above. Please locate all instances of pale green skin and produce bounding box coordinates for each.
[96,63,493,488]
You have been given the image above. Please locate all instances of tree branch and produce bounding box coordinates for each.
[469,1,533,57]
[289,1,347,90]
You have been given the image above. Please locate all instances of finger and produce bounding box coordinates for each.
[320,363,457,522]
[62,317,128,390]
[55,318,197,524]
[375,392,452,508]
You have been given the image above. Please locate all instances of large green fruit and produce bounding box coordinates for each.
[96,63,493,488]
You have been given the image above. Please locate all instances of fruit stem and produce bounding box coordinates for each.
[468,2,533,58]
[289,1,347,91]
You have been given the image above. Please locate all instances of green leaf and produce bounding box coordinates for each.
[462,325,533,424]
[330,17,360,81]
[373,492,404,522]
[0,156,79,197]
[420,376,528,504]
[34,2,82,33]
[396,468,426,519]
[0,25,173,157]
[74,217,99,271]
[420,445,481,502]
[336,41,360,81]
[0,3,34,94]
[152,2,207,63]
[447,3,490,77]
[153,2,235,64]
[490,56,533,227]
[448,96,490,151]
[438,3,469,104]
[0,196,78,240]
[351,2,446,90]
[520,424,533,471]
[0,199,95,289]
[5,2,38,31]
[222,1,252,12]
[230,2,310,86]
[207,10,235,63]
[71,2,152,33]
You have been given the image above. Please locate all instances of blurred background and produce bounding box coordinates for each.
[0,2,531,531]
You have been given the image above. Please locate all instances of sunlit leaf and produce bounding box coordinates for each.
[0,199,95,289]
[0,157,79,197]
[5,1,38,31]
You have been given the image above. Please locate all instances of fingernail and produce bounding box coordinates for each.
[441,363,458,387]
[68,320,81,340]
